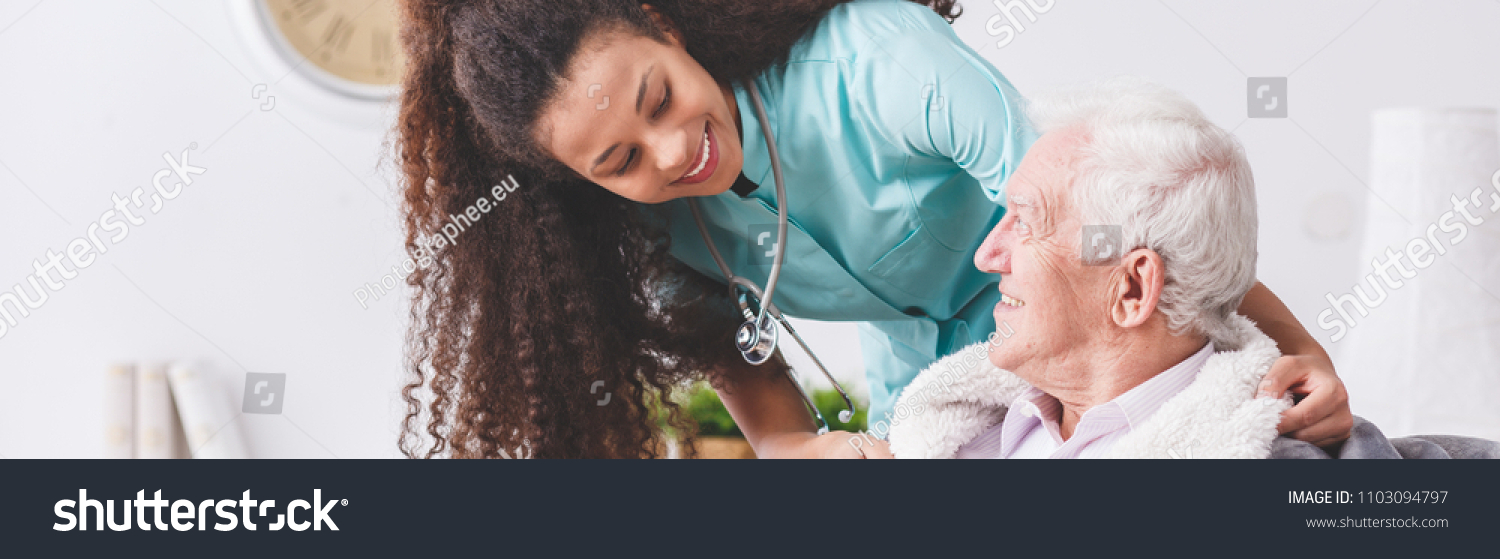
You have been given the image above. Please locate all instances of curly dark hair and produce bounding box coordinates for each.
[395,0,961,459]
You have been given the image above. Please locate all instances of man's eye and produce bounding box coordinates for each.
[654,85,671,118]
[616,149,637,177]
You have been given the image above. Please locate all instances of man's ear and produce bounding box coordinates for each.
[640,4,684,46]
[1110,248,1165,328]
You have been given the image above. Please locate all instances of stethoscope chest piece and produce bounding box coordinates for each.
[736,314,778,365]
[685,82,856,434]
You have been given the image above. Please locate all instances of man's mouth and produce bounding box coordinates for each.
[1000,293,1026,308]
[675,122,718,184]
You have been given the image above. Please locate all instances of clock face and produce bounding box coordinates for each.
[261,0,404,87]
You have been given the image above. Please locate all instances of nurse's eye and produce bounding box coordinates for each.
[615,148,637,176]
[653,85,671,118]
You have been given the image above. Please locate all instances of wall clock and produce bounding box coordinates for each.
[234,0,405,100]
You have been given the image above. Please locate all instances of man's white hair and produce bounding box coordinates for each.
[1027,76,1258,344]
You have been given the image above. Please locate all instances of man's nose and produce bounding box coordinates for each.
[974,221,1010,274]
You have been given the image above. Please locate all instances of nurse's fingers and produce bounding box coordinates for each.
[1258,354,1351,444]
[1286,411,1355,450]
[1274,380,1353,447]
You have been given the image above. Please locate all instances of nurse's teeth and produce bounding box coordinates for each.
[1001,293,1026,307]
[683,130,710,179]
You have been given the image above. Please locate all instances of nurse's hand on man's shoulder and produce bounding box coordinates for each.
[1258,353,1354,449]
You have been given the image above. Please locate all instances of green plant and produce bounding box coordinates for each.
[683,385,741,437]
[674,382,868,438]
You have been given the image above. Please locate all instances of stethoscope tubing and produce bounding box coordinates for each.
[685,82,856,434]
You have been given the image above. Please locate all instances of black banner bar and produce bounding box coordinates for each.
[2,460,1494,556]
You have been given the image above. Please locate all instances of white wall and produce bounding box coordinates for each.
[1,1,1496,458]
[0,0,408,458]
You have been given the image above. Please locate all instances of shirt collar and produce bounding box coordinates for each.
[998,388,1057,456]
[732,79,773,190]
[998,340,1216,455]
[1111,340,1215,430]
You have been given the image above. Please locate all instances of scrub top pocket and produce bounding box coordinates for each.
[866,224,962,300]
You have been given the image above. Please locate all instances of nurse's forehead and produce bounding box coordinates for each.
[541,65,641,156]
[541,35,660,159]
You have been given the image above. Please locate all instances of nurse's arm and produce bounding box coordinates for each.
[716,366,892,459]
[1237,281,1354,448]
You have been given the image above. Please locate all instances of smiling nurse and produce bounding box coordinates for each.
[394,0,1353,458]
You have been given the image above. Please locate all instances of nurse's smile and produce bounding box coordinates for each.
[537,27,744,205]
[673,121,719,185]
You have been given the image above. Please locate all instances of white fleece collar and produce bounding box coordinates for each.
[886,314,1292,459]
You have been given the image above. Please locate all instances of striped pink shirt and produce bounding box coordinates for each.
[956,341,1215,459]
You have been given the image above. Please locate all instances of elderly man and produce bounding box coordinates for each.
[886,77,1498,459]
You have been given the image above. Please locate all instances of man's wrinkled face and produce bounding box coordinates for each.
[538,28,744,204]
[974,127,1117,382]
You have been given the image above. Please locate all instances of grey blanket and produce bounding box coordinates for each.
[1271,416,1500,459]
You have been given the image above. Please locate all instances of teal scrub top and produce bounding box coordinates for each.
[662,0,1037,429]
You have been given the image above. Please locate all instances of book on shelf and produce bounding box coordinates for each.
[103,363,134,459]
[110,361,245,459]
[134,362,183,459]
[167,363,247,459]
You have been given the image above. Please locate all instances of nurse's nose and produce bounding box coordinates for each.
[974,216,1011,274]
[647,126,692,175]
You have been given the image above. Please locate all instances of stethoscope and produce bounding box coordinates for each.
[687,84,855,435]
